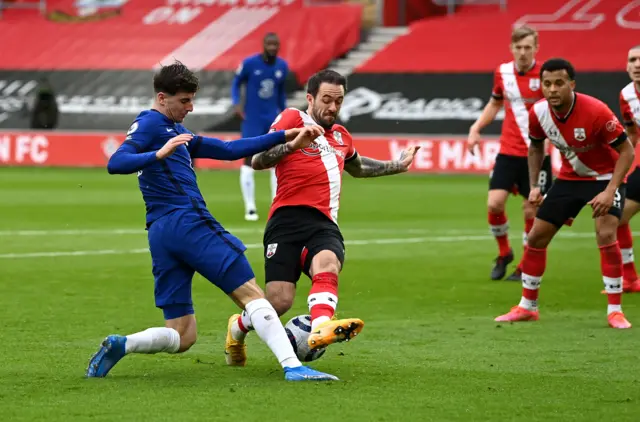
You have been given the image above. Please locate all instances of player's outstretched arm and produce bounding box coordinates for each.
[251,144,291,170]
[251,126,324,169]
[107,142,158,175]
[344,146,420,178]
[190,131,287,161]
[192,127,321,162]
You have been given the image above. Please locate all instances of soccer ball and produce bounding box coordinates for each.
[284,315,327,362]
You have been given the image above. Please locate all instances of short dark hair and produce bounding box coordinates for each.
[540,58,576,80]
[306,69,347,98]
[153,60,199,95]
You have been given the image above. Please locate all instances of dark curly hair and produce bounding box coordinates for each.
[153,60,199,95]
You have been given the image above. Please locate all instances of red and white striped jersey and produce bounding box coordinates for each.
[619,82,640,129]
[492,61,544,157]
[268,108,357,224]
[529,93,626,181]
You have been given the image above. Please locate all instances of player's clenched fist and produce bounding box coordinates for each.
[528,186,543,206]
[156,134,193,160]
[467,130,481,155]
[285,125,324,151]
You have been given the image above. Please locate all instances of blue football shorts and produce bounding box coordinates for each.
[147,209,255,319]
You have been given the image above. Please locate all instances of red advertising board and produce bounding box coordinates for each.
[0,130,615,174]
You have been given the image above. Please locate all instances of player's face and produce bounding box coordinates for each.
[160,91,195,123]
[627,48,640,82]
[541,70,575,109]
[510,35,538,70]
[308,83,344,129]
[263,37,279,58]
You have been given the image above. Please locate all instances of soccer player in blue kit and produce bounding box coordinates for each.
[85,61,338,382]
[232,32,288,221]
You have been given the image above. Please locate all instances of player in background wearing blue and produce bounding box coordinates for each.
[232,32,288,221]
[85,61,337,382]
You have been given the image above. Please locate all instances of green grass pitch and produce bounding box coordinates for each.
[2,167,640,421]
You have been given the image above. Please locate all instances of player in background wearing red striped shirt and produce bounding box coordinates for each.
[613,45,640,293]
[495,58,635,329]
[224,70,420,366]
[468,26,552,282]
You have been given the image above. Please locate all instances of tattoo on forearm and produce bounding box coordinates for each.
[252,143,291,169]
[346,155,405,178]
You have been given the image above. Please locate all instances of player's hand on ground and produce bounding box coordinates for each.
[156,134,193,160]
[588,189,614,218]
[467,131,481,155]
[285,125,324,151]
[397,146,421,172]
[529,187,543,206]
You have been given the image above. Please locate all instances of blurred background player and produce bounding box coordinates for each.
[467,26,552,282]
[86,61,337,381]
[616,45,640,293]
[232,32,288,221]
[495,58,634,329]
[224,70,420,366]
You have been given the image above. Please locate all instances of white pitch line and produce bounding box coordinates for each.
[0,227,490,237]
[0,232,605,259]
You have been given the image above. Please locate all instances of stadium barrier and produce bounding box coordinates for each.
[0,130,573,174]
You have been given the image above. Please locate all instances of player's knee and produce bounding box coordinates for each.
[265,282,295,316]
[526,228,551,249]
[596,225,617,245]
[487,200,505,214]
[311,250,341,275]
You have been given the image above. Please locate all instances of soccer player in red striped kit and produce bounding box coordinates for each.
[468,26,553,282]
[614,45,640,292]
[223,69,420,365]
[495,58,635,329]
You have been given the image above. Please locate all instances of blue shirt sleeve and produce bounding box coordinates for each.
[188,131,286,161]
[107,143,157,174]
[231,59,250,106]
[107,119,159,174]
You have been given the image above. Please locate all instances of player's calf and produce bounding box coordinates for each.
[308,250,342,329]
[265,281,296,316]
[86,327,182,378]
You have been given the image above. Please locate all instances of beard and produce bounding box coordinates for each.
[311,109,336,130]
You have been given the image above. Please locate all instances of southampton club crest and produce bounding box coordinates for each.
[529,78,540,91]
[266,243,278,259]
[334,131,343,145]
[574,128,586,142]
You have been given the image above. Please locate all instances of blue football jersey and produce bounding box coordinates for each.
[231,54,288,123]
[120,110,206,226]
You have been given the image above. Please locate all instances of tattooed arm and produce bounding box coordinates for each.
[251,126,324,170]
[251,143,294,170]
[344,146,420,178]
